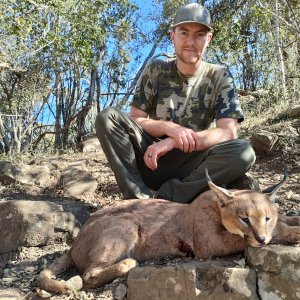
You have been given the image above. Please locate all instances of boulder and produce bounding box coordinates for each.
[81,133,101,153]
[245,245,300,300]
[0,161,58,188]
[276,105,300,120]
[196,263,257,299]
[227,172,261,191]
[127,261,258,300]
[0,158,99,199]
[62,166,98,199]
[0,200,88,253]
[127,265,198,300]
[250,131,279,154]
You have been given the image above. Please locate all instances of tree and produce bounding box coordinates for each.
[0,0,137,153]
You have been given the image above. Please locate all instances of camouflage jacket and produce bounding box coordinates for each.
[131,58,244,131]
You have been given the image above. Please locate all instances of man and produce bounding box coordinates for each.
[95,2,256,203]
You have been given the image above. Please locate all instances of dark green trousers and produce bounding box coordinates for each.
[95,107,256,203]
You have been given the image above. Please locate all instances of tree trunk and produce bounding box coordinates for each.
[54,73,62,148]
[77,43,105,142]
[273,0,287,97]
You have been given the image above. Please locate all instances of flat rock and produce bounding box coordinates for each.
[127,260,258,300]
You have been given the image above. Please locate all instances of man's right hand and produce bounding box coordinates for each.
[130,106,201,153]
[165,123,200,153]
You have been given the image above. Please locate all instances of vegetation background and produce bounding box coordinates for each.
[0,0,299,156]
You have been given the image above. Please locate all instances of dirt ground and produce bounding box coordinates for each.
[0,133,299,300]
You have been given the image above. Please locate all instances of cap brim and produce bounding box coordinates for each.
[171,21,213,31]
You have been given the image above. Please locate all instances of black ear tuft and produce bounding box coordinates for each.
[262,167,288,202]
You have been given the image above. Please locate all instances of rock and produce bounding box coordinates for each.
[127,261,258,300]
[81,133,101,153]
[114,283,127,300]
[250,131,279,154]
[227,172,261,191]
[66,275,83,291]
[278,125,299,139]
[0,161,58,188]
[0,200,86,253]
[127,265,198,300]
[196,263,257,299]
[62,166,98,199]
[0,161,16,184]
[245,245,300,300]
[276,105,300,120]
[0,157,102,200]
[0,288,27,299]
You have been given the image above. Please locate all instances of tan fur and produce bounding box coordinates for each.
[36,179,300,294]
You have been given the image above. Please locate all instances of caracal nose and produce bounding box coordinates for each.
[256,235,266,244]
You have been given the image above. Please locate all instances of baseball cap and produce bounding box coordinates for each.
[172,3,213,31]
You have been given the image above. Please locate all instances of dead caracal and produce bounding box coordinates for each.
[36,169,300,294]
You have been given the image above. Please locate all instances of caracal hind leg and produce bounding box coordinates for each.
[36,250,75,294]
[76,219,139,288]
[278,215,300,226]
[272,221,300,244]
[82,258,137,288]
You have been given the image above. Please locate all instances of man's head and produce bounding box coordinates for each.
[171,3,213,32]
[170,3,213,73]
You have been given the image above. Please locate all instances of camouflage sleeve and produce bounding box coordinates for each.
[215,69,244,123]
[131,62,157,114]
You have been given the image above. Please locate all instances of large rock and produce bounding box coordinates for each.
[80,133,101,153]
[196,263,257,299]
[0,158,99,199]
[0,161,58,188]
[62,166,98,199]
[127,245,300,300]
[0,200,88,254]
[127,261,258,300]
[276,105,300,120]
[227,172,261,191]
[250,131,279,154]
[245,245,300,299]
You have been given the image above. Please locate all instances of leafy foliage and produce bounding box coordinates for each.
[0,0,299,154]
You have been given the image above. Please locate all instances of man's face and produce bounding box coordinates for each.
[170,23,213,66]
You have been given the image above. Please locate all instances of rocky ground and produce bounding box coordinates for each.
[0,110,299,300]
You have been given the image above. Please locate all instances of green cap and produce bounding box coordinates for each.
[172,3,213,31]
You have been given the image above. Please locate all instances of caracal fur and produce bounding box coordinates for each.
[36,170,300,294]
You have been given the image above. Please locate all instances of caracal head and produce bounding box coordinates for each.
[205,169,288,247]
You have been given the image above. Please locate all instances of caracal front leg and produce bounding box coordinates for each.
[271,221,300,244]
[194,231,247,259]
[278,215,300,226]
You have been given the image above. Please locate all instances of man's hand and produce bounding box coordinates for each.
[144,138,177,170]
[130,107,200,153]
[165,123,201,153]
[130,107,239,166]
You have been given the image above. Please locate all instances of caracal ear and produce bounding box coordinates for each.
[262,167,288,202]
[205,169,233,206]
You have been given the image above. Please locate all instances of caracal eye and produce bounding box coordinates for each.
[265,217,271,222]
[240,217,251,225]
